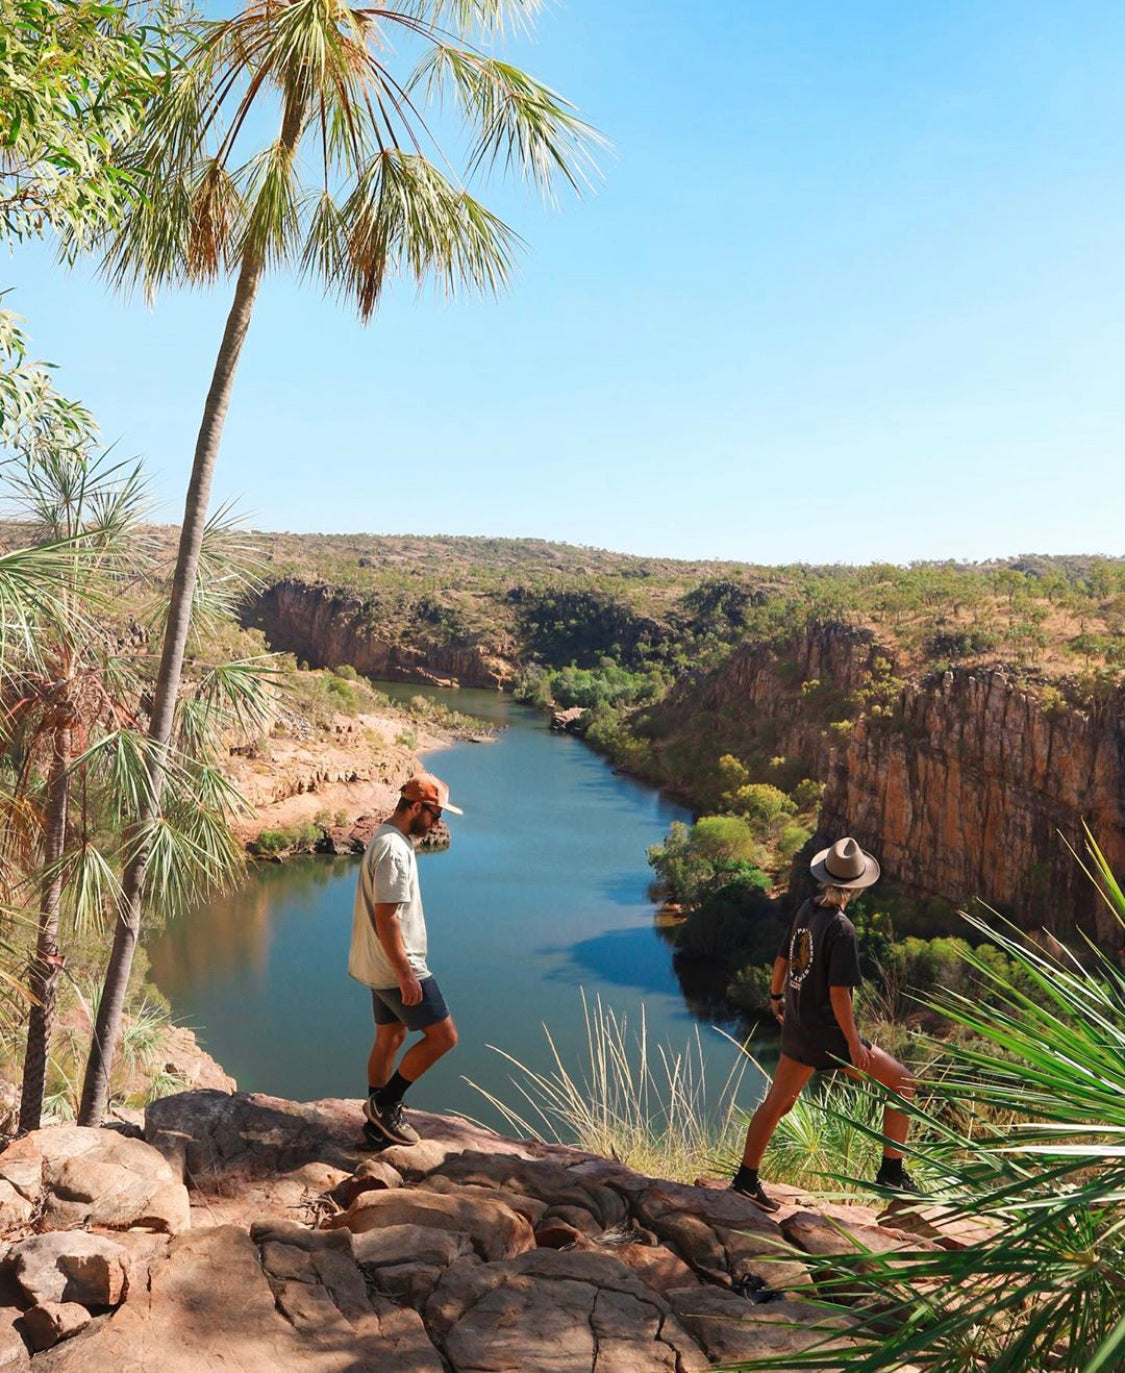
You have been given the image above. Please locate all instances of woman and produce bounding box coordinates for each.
[731,836,920,1212]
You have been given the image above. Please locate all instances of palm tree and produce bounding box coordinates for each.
[79,0,599,1125]
[1,435,275,1130]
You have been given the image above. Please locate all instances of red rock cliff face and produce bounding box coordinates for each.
[823,665,1125,943]
[656,625,1125,942]
[246,580,515,689]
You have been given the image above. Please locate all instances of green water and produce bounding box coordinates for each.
[148,686,763,1128]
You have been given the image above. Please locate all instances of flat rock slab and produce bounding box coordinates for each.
[0,1126,189,1234]
[352,1223,474,1270]
[426,1248,709,1373]
[669,1287,858,1365]
[38,1224,444,1373]
[144,1092,548,1191]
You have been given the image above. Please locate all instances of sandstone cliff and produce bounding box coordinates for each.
[648,625,1125,942]
[246,580,516,688]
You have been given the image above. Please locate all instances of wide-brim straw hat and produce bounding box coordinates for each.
[810,836,880,889]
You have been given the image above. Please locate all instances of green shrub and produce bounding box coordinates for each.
[649,817,771,906]
[777,822,811,861]
[725,963,774,1016]
[790,777,825,810]
[725,782,795,829]
[675,878,778,964]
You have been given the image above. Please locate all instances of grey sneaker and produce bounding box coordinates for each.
[363,1094,419,1146]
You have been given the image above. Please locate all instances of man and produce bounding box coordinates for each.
[349,772,461,1146]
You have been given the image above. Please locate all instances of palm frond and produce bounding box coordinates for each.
[181,656,279,757]
[340,148,520,317]
[411,46,604,197]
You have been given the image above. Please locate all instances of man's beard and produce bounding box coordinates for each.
[408,813,431,838]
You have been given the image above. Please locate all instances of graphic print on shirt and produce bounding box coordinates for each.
[788,926,814,988]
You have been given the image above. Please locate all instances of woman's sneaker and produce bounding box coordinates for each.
[874,1162,923,1196]
[363,1093,420,1146]
[731,1174,781,1213]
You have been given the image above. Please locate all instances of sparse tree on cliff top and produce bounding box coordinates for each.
[78,0,601,1125]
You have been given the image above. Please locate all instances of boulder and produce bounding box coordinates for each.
[0,1125,189,1234]
[0,1185,31,1232]
[325,1187,535,1261]
[606,1242,699,1295]
[0,1308,29,1370]
[19,1303,89,1352]
[430,1152,629,1231]
[10,1233,130,1309]
[330,1158,402,1208]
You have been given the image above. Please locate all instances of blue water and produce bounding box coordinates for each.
[148,686,759,1127]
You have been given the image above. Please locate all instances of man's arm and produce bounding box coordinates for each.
[829,985,870,1071]
[769,956,788,1024]
[373,902,423,1005]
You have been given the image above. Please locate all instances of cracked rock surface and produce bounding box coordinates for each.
[0,1090,947,1371]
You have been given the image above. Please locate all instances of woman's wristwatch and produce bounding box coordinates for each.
[769,992,783,1002]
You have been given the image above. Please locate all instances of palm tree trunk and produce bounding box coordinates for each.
[19,720,71,1134]
[78,80,311,1129]
[76,253,265,1126]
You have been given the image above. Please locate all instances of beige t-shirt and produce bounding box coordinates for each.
[349,823,430,989]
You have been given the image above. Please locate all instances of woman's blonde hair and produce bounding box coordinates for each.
[816,885,853,909]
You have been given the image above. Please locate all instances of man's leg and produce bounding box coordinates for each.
[390,1016,459,1090]
[365,997,458,1145]
[368,1021,406,1093]
[732,1054,814,1210]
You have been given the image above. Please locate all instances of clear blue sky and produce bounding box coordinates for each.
[8,1,1125,563]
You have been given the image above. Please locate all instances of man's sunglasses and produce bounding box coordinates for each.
[419,802,442,819]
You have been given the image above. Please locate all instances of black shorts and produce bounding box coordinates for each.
[371,976,450,1031]
[783,1033,873,1072]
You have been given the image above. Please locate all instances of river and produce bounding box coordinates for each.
[148,685,764,1130]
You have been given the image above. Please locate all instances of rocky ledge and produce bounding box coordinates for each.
[0,1090,975,1370]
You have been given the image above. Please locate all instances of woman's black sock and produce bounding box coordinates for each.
[877,1155,904,1181]
[733,1164,760,1191]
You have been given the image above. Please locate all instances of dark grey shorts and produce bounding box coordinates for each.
[783,1033,873,1072]
[371,976,450,1031]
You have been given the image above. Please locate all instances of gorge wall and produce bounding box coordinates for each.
[649,625,1125,942]
[247,580,516,689]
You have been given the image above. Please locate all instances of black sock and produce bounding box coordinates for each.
[733,1164,760,1191]
[878,1155,904,1181]
[375,1070,412,1109]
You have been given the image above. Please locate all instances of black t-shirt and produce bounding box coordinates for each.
[777,898,863,1069]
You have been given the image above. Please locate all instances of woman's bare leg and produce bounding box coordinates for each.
[740,1054,816,1168]
[843,1045,915,1159]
